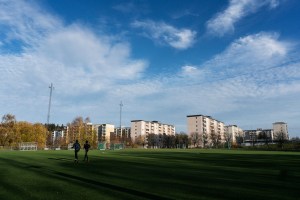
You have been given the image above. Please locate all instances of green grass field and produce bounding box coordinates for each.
[1,149,300,200]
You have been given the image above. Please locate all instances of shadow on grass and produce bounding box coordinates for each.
[1,157,173,200]
[48,157,73,161]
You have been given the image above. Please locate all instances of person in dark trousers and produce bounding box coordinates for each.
[83,140,91,163]
[72,140,81,163]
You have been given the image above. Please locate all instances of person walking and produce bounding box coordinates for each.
[83,140,91,163]
[72,140,81,163]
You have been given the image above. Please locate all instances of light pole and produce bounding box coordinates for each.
[119,101,123,140]
[47,83,54,148]
[47,83,54,124]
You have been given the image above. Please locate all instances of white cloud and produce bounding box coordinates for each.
[1,0,299,137]
[137,32,300,135]
[180,65,206,79]
[204,32,290,77]
[0,0,62,47]
[0,0,148,123]
[131,20,196,50]
[206,0,280,37]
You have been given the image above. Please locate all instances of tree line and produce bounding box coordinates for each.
[134,133,189,148]
[0,114,47,149]
[1,113,298,151]
[0,114,98,150]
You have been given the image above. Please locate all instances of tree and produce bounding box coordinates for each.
[67,116,94,145]
[258,130,271,147]
[134,135,146,147]
[190,132,200,147]
[235,131,244,147]
[210,131,221,148]
[224,131,232,149]
[202,132,209,148]
[32,123,47,149]
[175,133,188,148]
[274,131,288,149]
[0,114,17,147]
[147,133,156,148]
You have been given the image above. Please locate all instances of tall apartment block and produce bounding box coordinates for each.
[224,125,243,143]
[114,127,131,143]
[131,120,175,143]
[95,124,115,143]
[273,122,289,140]
[187,114,225,146]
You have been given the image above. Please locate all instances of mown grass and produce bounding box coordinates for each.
[0,149,300,200]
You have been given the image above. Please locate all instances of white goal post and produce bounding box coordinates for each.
[19,142,38,151]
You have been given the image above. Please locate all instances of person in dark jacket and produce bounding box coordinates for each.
[83,140,91,162]
[72,140,81,163]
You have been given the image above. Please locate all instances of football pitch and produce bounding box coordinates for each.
[0,149,300,200]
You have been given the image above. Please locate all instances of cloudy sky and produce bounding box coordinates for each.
[0,0,300,137]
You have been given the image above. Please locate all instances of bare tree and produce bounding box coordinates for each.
[224,131,232,149]
[210,131,221,148]
[274,131,288,149]
[190,132,200,147]
[202,132,209,148]
[235,131,244,147]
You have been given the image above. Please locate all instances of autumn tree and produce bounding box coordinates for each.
[0,114,17,147]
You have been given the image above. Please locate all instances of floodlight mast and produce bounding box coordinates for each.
[119,101,123,138]
[47,83,54,125]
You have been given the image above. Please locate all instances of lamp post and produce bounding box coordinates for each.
[119,101,123,141]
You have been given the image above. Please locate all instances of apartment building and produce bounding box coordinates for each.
[224,125,243,143]
[114,127,131,143]
[67,122,94,143]
[273,122,289,140]
[187,114,225,146]
[131,120,175,143]
[96,124,115,143]
[243,129,274,144]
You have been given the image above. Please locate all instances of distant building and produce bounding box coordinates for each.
[96,124,115,143]
[114,127,131,143]
[243,129,274,145]
[131,120,175,143]
[273,122,289,140]
[224,125,243,143]
[52,130,65,142]
[187,114,225,147]
[52,126,68,143]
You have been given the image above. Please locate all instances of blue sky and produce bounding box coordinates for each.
[1,0,300,137]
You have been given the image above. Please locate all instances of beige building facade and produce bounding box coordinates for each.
[187,114,225,147]
[225,125,243,143]
[273,122,289,140]
[95,124,115,143]
[131,120,175,142]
